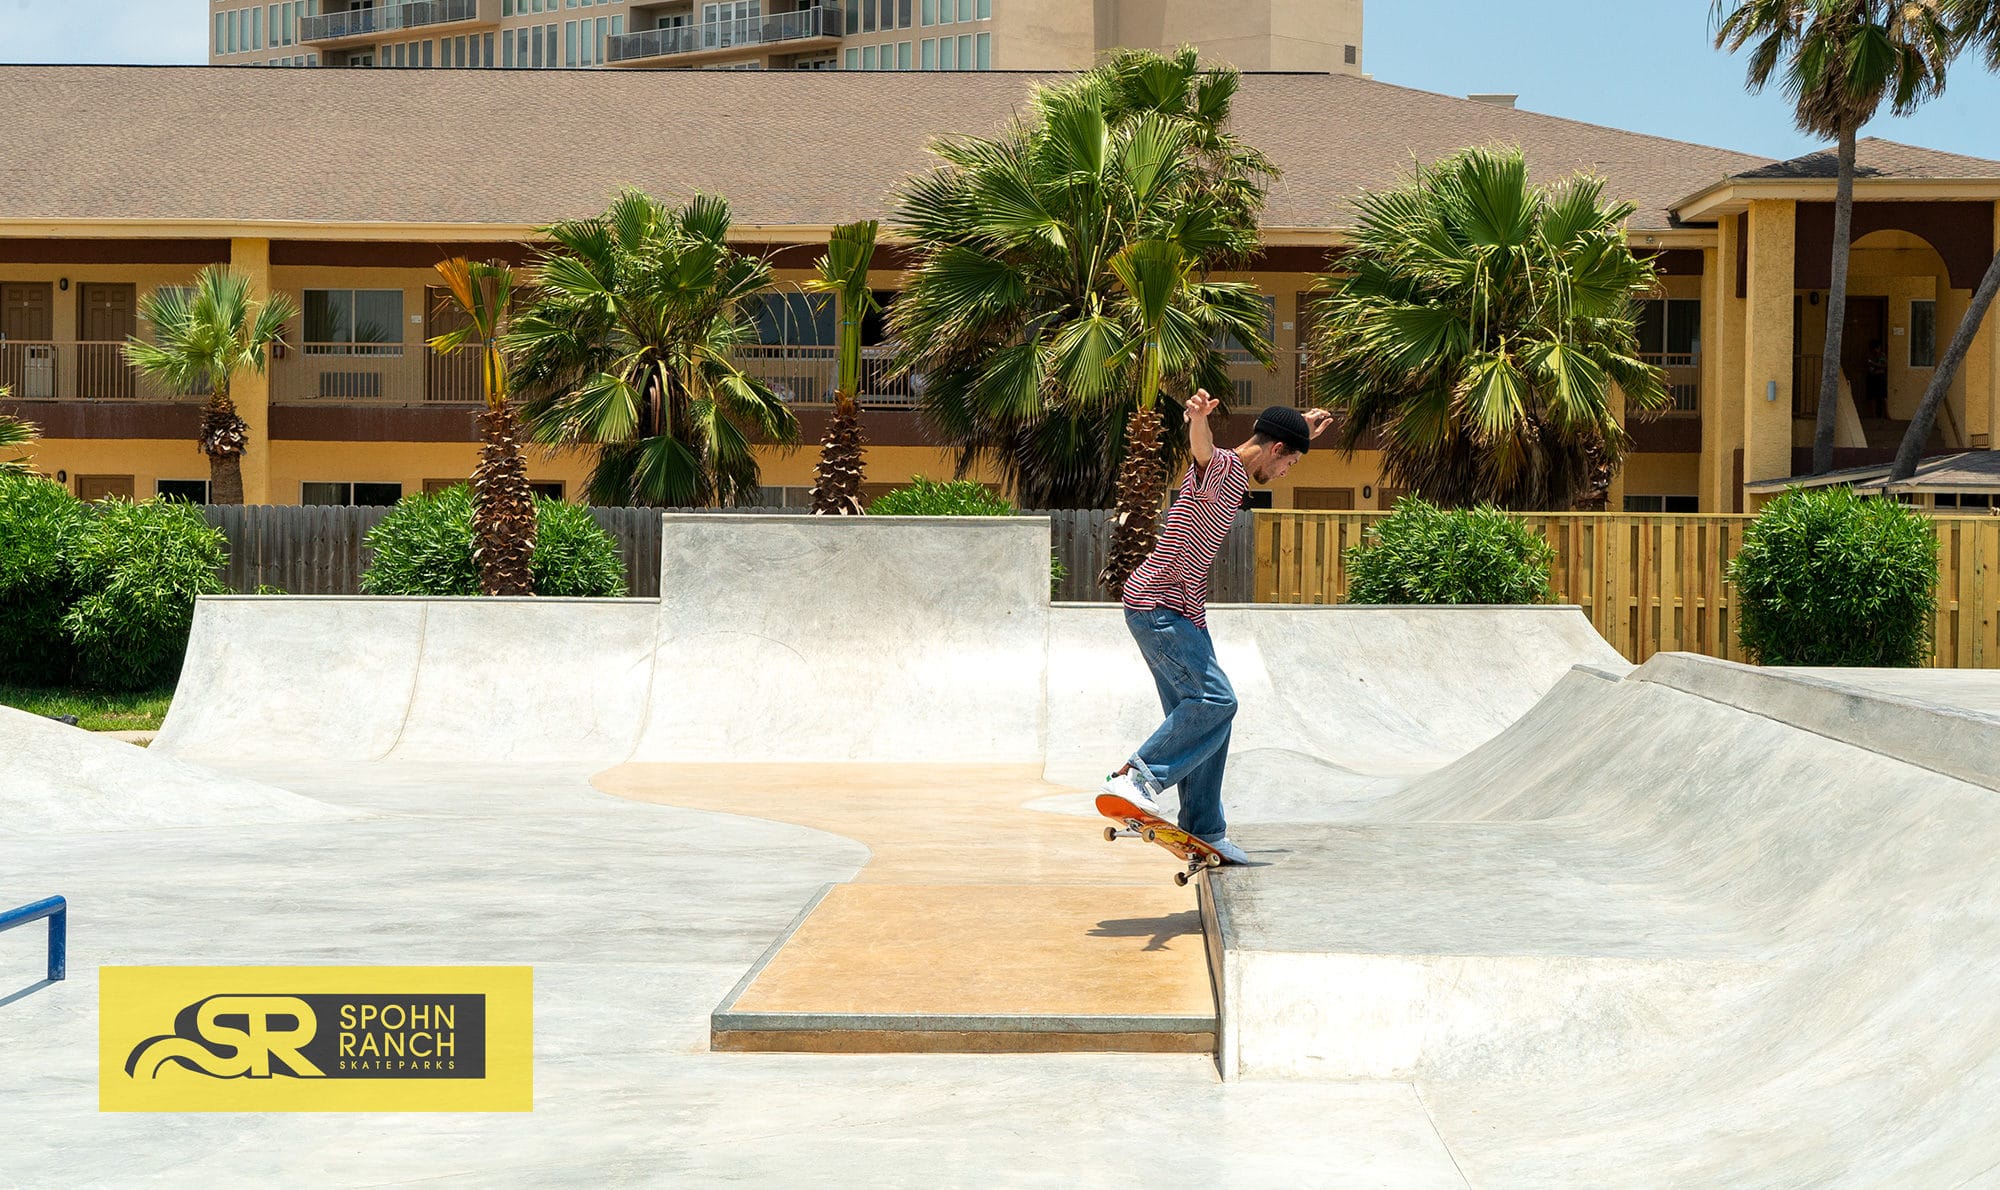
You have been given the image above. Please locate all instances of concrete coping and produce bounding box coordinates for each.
[1636,652,2000,793]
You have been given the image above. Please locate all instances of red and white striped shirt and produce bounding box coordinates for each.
[1121,448,1247,629]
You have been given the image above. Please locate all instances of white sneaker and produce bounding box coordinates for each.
[1100,770,1162,816]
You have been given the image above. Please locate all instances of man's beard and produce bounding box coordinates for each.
[1251,464,1274,485]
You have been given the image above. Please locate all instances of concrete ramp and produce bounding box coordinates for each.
[1213,654,2000,1183]
[631,515,1050,764]
[1045,604,1627,815]
[0,704,342,836]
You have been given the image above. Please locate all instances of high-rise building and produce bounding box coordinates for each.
[207,1,1365,75]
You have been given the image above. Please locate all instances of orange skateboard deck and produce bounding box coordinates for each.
[1095,792,1224,886]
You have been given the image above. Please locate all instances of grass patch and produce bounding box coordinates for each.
[0,684,174,732]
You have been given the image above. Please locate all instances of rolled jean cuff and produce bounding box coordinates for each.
[1126,755,1167,796]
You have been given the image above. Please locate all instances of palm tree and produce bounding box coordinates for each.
[1713,0,1955,475]
[427,258,534,595]
[509,189,798,507]
[123,266,298,505]
[805,220,879,515]
[1308,147,1670,511]
[0,402,35,476]
[1893,0,2000,480]
[890,48,1276,593]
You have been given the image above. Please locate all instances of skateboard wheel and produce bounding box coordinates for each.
[1142,828,1158,843]
[1174,871,1192,887]
[1102,826,1117,842]
[1205,853,1221,868]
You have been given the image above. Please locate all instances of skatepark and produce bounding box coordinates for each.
[5,513,2000,1185]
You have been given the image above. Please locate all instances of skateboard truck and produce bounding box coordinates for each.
[1096,793,1226,886]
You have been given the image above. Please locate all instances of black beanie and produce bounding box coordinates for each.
[1253,405,1311,454]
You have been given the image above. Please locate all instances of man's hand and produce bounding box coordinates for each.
[1185,389,1217,465]
[1304,408,1334,441]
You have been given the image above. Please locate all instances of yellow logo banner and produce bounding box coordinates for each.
[100,966,532,1112]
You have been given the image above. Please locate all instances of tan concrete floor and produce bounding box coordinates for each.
[595,764,1214,1049]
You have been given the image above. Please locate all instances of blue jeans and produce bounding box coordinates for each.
[1123,607,1235,840]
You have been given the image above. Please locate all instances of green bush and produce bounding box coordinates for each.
[0,474,87,685]
[865,476,1070,596]
[866,477,1016,517]
[0,476,82,677]
[362,485,480,596]
[1344,497,1555,605]
[1728,486,1937,666]
[62,498,229,691]
[361,486,627,597]
[530,498,629,597]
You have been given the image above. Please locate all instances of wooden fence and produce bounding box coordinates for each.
[1254,511,2000,668]
[195,505,1257,604]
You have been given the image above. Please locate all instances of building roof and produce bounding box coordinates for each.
[1743,450,2000,496]
[1731,137,2000,181]
[0,65,1774,235]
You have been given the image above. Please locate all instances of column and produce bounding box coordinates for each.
[1742,200,1797,508]
[230,236,274,505]
[1704,232,1752,512]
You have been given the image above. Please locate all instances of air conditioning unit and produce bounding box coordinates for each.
[21,345,54,400]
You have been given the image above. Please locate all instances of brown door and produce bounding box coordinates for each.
[1293,487,1355,510]
[1,283,54,399]
[78,283,137,399]
[1842,296,1889,419]
[425,286,476,404]
[76,474,135,501]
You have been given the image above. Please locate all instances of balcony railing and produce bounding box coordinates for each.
[0,341,198,403]
[299,0,482,43]
[274,342,482,405]
[734,344,913,406]
[606,5,838,63]
[1639,351,1701,415]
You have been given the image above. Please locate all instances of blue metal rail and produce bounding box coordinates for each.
[0,896,66,982]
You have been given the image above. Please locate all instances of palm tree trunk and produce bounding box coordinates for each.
[472,400,537,596]
[1812,122,1858,476]
[209,452,244,506]
[1892,249,2000,482]
[811,393,867,514]
[200,387,248,505]
[1099,403,1166,599]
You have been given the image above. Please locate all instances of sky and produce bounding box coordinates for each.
[0,0,1995,163]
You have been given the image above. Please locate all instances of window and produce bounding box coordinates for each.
[532,26,544,66]
[1634,298,1701,362]
[862,44,877,68]
[750,293,836,345]
[959,0,974,20]
[861,0,875,31]
[566,20,578,65]
[880,0,894,31]
[1622,495,1700,513]
[303,289,405,354]
[1912,300,1937,368]
[303,482,404,507]
[898,41,912,69]
[504,30,515,65]
[957,33,971,69]
[216,14,225,54]
[504,0,514,13]
[846,2,859,33]
[422,39,434,67]
[975,31,988,68]
[1935,493,1994,509]
[845,47,859,68]
[977,0,989,16]
[921,38,936,68]
[529,481,566,501]
[898,0,912,27]
[252,6,263,50]
[546,24,558,66]
[926,0,941,24]
[157,479,211,503]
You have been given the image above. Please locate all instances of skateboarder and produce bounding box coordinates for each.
[1102,392,1332,864]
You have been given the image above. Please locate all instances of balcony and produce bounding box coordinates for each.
[298,0,492,49]
[0,341,193,403]
[605,6,840,66]
[275,342,482,406]
[1640,351,1701,415]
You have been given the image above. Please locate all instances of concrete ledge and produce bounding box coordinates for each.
[713,1028,1217,1055]
[1636,652,2000,792]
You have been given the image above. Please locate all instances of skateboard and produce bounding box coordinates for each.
[1096,792,1224,887]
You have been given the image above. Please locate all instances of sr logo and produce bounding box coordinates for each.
[125,995,324,1080]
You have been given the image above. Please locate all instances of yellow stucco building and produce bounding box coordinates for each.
[1,65,1995,512]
